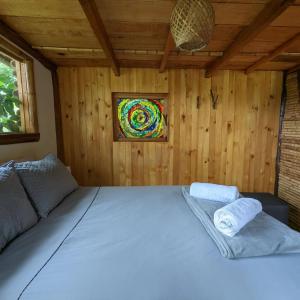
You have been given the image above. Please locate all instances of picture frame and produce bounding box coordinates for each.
[112,92,168,142]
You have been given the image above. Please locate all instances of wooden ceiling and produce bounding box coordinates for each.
[1,0,300,72]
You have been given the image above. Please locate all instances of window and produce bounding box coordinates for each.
[0,37,39,144]
[0,55,21,133]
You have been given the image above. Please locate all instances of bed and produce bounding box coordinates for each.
[1,185,300,300]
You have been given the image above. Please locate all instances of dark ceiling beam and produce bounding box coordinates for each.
[275,53,300,63]
[246,33,300,74]
[288,64,300,74]
[0,20,56,71]
[159,30,175,73]
[79,0,120,76]
[51,70,65,162]
[205,0,296,77]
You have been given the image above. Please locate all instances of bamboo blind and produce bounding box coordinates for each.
[278,72,300,230]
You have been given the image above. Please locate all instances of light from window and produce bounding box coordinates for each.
[0,55,21,133]
[0,38,39,144]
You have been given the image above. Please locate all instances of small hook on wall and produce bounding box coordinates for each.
[210,89,219,110]
[196,96,200,109]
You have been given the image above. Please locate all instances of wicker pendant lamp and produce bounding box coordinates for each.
[170,0,215,52]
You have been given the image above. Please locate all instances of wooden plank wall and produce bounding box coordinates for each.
[58,68,282,192]
[278,72,300,230]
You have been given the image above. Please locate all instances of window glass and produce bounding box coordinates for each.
[0,54,21,133]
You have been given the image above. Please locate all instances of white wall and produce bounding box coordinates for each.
[0,59,57,162]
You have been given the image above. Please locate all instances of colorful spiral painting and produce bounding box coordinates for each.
[113,93,168,141]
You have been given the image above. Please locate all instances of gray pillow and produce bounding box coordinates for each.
[15,154,78,218]
[0,166,38,252]
[0,160,14,168]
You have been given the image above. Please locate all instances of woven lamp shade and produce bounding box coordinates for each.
[170,0,215,52]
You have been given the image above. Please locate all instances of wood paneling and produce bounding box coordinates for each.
[79,0,120,76]
[1,0,300,69]
[160,31,175,72]
[0,0,85,19]
[95,1,265,25]
[58,67,282,192]
[246,33,300,73]
[0,20,56,70]
[278,72,300,229]
[206,0,295,76]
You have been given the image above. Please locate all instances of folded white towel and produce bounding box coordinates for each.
[214,198,262,237]
[189,182,239,203]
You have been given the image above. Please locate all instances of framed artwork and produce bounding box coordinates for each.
[112,92,168,142]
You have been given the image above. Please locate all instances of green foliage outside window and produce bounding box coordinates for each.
[0,58,21,133]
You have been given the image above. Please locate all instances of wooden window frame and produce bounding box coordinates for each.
[0,37,39,145]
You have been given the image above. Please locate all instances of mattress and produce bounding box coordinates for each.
[0,186,300,300]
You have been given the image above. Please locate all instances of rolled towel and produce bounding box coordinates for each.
[190,182,239,203]
[214,198,262,237]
